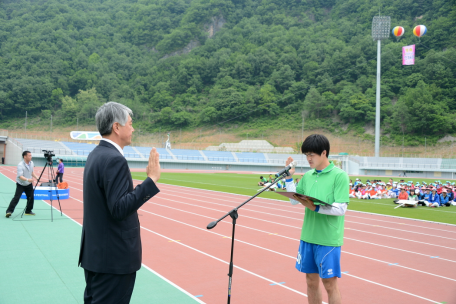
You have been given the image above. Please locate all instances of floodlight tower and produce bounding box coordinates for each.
[372,16,390,157]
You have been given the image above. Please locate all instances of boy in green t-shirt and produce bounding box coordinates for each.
[284,134,349,304]
[258,176,268,186]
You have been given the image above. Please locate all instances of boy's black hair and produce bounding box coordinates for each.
[260,176,263,179]
[301,134,330,158]
[22,151,31,158]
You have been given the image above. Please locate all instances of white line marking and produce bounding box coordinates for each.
[343,273,440,303]
[145,203,456,282]
[0,171,202,301]
[139,226,317,302]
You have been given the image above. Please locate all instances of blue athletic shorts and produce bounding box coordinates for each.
[295,240,341,278]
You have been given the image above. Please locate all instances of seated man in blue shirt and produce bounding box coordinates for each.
[417,188,430,206]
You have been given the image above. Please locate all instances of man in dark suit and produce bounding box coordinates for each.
[79,102,161,303]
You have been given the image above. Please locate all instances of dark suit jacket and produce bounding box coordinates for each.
[78,140,159,274]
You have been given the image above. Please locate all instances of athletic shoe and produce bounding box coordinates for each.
[5,213,11,218]
[25,212,36,216]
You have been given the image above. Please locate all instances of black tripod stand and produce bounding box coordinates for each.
[20,151,63,222]
[207,171,289,304]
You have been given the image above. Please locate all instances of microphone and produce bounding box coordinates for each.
[275,161,297,177]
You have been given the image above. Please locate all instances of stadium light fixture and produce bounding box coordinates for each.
[372,16,390,157]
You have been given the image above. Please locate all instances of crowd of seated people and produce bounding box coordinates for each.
[349,178,456,208]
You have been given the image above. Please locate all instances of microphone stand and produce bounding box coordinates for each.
[206,171,290,304]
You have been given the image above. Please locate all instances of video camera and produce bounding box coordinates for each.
[42,149,55,163]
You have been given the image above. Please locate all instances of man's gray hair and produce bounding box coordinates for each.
[96,102,133,136]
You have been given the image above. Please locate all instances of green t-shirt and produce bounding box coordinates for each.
[296,161,349,247]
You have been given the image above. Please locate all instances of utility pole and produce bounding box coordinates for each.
[50,115,53,140]
[25,111,27,137]
[372,15,390,157]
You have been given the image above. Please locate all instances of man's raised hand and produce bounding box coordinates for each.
[146,148,161,183]
[285,156,295,177]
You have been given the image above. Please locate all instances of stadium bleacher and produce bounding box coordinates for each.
[203,151,236,162]
[62,142,97,156]
[441,159,456,170]
[13,138,299,164]
[266,153,309,165]
[123,146,142,158]
[16,139,73,155]
[236,152,267,163]
[171,149,205,161]
[135,147,174,160]
[358,156,440,169]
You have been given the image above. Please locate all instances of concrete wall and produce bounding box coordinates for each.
[347,160,360,175]
[5,138,23,166]
[0,142,4,164]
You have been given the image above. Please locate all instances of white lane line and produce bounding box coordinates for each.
[155,197,456,251]
[158,184,456,232]
[140,264,205,304]
[3,167,456,251]
[0,171,204,303]
[347,228,456,251]
[140,226,317,302]
[347,220,456,241]
[346,214,456,232]
[344,237,456,264]
[2,168,449,301]
[151,202,456,264]
[156,189,456,242]
[140,205,444,303]
[146,202,456,282]
[140,209,296,259]
[343,273,440,303]
[154,180,456,218]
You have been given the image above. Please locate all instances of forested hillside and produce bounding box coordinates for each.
[0,0,455,145]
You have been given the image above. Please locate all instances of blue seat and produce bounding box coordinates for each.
[62,142,97,156]
[172,149,205,161]
[235,152,267,163]
[203,151,236,162]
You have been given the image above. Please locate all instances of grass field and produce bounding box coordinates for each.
[131,172,456,225]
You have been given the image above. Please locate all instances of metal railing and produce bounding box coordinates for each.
[16,146,312,165]
[360,162,440,169]
[24,147,73,155]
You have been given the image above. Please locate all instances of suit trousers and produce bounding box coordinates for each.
[84,269,136,304]
[7,183,34,214]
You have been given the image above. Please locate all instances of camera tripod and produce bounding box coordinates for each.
[20,153,63,222]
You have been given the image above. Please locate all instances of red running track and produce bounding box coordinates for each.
[1,166,456,304]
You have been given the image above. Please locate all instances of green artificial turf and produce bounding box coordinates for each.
[132,172,456,225]
[0,172,204,304]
